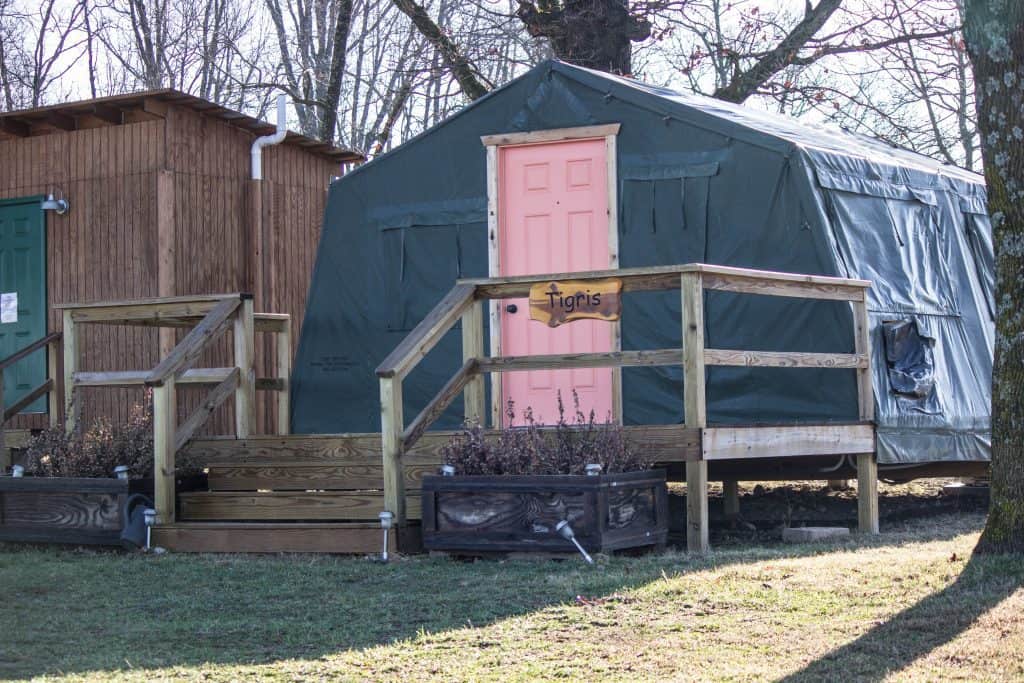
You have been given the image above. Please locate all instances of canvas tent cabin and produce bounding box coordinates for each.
[294,59,993,475]
[0,91,362,464]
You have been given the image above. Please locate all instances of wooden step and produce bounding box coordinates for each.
[152,522,399,554]
[178,490,423,521]
[183,433,452,465]
[205,460,435,491]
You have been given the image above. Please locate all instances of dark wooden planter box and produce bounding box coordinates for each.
[422,469,668,555]
[0,474,206,546]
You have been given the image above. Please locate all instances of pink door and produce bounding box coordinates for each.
[499,138,613,425]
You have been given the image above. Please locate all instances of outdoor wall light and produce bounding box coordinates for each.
[113,465,129,480]
[143,508,156,550]
[379,510,394,562]
[41,194,69,215]
[555,520,594,565]
[585,463,602,476]
[439,464,455,477]
[10,464,24,477]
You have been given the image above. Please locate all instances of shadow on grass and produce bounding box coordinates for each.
[779,550,1024,682]
[0,513,989,680]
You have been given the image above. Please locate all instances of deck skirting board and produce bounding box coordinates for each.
[701,424,875,461]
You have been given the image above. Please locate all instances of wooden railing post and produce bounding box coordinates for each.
[380,376,406,524]
[461,299,486,424]
[276,318,292,436]
[852,295,879,534]
[681,272,709,554]
[233,297,255,438]
[0,368,5,468]
[153,378,177,524]
[62,310,78,433]
[47,336,60,428]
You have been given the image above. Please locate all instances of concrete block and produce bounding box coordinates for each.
[782,526,851,543]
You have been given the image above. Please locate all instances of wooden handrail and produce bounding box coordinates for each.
[2,379,53,422]
[145,297,241,387]
[379,262,875,532]
[0,332,61,373]
[376,282,476,379]
[462,263,870,300]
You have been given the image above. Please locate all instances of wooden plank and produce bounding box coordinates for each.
[606,131,622,425]
[461,301,486,424]
[174,368,239,452]
[480,124,621,147]
[76,367,235,387]
[146,296,240,386]
[723,480,740,519]
[152,522,398,554]
[528,278,622,327]
[402,359,478,450]
[463,263,869,300]
[206,461,434,491]
[47,336,59,428]
[153,380,177,524]
[704,349,869,369]
[178,490,423,521]
[234,297,255,438]
[380,377,405,523]
[681,272,708,554]
[62,310,78,432]
[375,282,476,379]
[478,348,681,373]
[156,169,176,357]
[857,452,879,534]
[0,477,127,493]
[0,332,62,372]
[700,271,865,302]
[853,300,875,422]
[701,424,876,460]
[276,319,292,435]
[54,293,241,310]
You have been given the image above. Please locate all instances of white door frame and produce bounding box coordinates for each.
[481,123,622,427]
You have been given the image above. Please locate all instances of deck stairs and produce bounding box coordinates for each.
[153,433,445,553]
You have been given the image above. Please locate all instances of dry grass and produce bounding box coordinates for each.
[1,510,1021,682]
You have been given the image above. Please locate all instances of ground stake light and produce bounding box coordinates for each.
[555,520,594,564]
[143,508,156,550]
[439,464,455,476]
[379,511,394,562]
[10,464,24,478]
[114,465,129,480]
[585,463,602,476]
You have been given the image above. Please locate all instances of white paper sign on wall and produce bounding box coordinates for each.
[1,292,17,324]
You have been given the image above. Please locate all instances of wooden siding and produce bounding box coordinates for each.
[0,104,337,437]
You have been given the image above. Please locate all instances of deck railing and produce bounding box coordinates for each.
[54,293,292,523]
[377,263,875,552]
[0,331,63,461]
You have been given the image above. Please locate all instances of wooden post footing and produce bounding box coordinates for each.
[686,460,709,553]
[857,452,879,534]
[723,479,740,520]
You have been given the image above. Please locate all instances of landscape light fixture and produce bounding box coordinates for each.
[555,520,594,565]
[143,508,156,550]
[439,464,455,477]
[585,463,602,476]
[114,465,129,480]
[10,464,24,478]
[379,510,394,562]
[40,194,69,215]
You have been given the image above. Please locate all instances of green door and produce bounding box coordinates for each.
[0,197,47,414]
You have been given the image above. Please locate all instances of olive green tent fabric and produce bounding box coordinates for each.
[292,61,993,465]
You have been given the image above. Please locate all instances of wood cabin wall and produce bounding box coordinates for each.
[164,105,337,435]
[0,121,164,433]
[2,103,337,440]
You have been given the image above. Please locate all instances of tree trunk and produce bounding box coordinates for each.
[963,0,1024,554]
[516,0,649,75]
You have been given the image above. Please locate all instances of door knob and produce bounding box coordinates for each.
[505,304,518,314]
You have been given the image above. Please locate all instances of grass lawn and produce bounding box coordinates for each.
[1,510,1022,682]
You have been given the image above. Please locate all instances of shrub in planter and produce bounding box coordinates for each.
[423,393,668,555]
[1,398,203,546]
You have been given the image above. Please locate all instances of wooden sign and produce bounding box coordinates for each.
[529,279,622,328]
